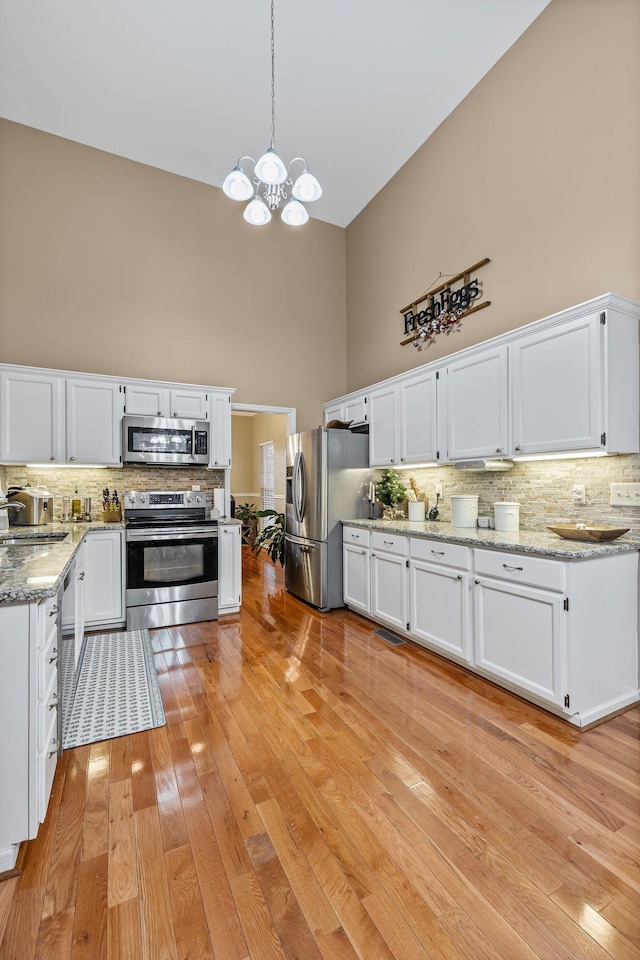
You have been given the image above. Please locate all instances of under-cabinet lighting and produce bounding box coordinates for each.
[395,462,440,470]
[26,463,111,469]
[513,451,612,462]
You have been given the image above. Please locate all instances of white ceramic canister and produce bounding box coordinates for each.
[450,495,479,528]
[494,501,520,532]
[408,500,426,522]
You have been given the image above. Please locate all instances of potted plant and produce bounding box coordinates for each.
[235,502,259,546]
[376,468,407,520]
[252,509,285,566]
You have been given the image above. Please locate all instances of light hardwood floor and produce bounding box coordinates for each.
[1,548,639,959]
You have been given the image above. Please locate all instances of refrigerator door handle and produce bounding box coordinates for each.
[293,451,306,524]
[285,534,318,548]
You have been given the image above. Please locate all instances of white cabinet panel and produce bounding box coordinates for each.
[210,392,232,467]
[324,392,367,425]
[73,541,86,671]
[0,370,64,464]
[169,388,209,420]
[218,523,241,613]
[84,531,124,626]
[371,550,406,630]
[511,313,602,455]
[66,379,123,465]
[410,560,470,662]
[368,384,397,466]
[473,577,565,707]
[124,383,168,417]
[446,346,508,460]
[397,370,438,464]
[343,543,370,614]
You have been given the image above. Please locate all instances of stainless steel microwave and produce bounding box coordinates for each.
[122,416,210,466]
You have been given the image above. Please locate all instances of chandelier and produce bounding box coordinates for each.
[222,0,322,226]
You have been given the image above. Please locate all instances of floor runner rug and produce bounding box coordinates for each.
[63,629,166,749]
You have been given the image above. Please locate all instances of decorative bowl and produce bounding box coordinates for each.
[547,523,630,542]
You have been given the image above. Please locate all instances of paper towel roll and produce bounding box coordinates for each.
[213,488,225,515]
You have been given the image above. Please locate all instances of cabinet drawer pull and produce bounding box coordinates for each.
[49,604,59,616]
[78,571,85,581]
[502,563,524,572]
[474,578,480,585]
[48,743,59,759]
[431,549,445,556]
[49,694,59,710]
[383,540,393,546]
[49,652,59,664]
[350,533,360,539]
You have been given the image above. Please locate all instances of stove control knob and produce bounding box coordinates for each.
[140,495,147,503]
[195,495,202,503]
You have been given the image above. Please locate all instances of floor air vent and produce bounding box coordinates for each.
[373,628,406,646]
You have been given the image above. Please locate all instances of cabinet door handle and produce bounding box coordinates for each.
[502,563,523,571]
[158,410,162,416]
[173,411,178,417]
[515,445,522,452]
[49,694,59,710]
[431,549,445,556]
[456,574,463,580]
[78,571,85,581]
[474,578,480,585]
[49,605,59,616]
[50,455,56,461]
[49,651,59,663]
[48,743,59,759]
[68,456,75,462]
[496,448,503,454]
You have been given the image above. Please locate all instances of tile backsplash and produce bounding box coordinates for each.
[392,453,640,538]
[2,465,225,521]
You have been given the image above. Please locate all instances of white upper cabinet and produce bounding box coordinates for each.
[511,306,639,455]
[210,391,232,467]
[66,378,124,465]
[324,391,368,425]
[446,345,508,460]
[397,369,438,465]
[124,383,209,420]
[368,383,397,466]
[0,369,65,463]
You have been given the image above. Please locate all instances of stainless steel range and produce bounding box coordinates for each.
[125,490,218,630]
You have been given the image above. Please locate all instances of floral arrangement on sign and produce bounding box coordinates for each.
[399,258,491,350]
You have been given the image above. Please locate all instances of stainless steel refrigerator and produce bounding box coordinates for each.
[285,427,370,611]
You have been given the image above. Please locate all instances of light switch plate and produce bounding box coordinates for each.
[610,482,640,506]
[572,483,585,505]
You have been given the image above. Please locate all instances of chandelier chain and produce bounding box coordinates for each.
[270,0,276,149]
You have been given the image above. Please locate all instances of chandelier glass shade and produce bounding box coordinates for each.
[222,1,321,226]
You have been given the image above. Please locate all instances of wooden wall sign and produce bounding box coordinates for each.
[400,257,491,348]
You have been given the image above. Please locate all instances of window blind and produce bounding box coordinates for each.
[260,440,275,527]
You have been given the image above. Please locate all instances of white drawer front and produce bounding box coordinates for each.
[410,538,470,570]
[371,531,408,556]
[39,670,59,751]
[474,548,565,592]
[39,624,59,699]
[342,526,371,548]
[38,713,59,823]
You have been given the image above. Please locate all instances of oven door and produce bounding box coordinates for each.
[126,527,218,607]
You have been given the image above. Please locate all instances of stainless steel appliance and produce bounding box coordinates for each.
[122,416,210,466]
[7,486,53,525]
[285,427,370,611]
[125,489,218,629]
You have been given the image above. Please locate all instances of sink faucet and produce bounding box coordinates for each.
[0,499,25,532]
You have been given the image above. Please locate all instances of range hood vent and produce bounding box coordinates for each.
[454,459,514,472]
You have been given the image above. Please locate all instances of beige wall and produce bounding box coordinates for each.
[250,413,288,509]
[0,121,347,431]
[230,416,254,496]
[344,0,640,391]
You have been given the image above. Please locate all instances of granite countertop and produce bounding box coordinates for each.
[0,521,126,604]
[341,518,640,560]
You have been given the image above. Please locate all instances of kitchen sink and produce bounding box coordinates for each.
[0,535,68,546]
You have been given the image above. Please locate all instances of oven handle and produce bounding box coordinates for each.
[126,528,219,543]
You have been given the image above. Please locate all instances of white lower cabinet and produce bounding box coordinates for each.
[73,540,86,670]
[409,539,471,663]
[342,526,639,727]
[0,594,60,873]
[218,522,242,613]
[84,530,124,627]
[370,531,407,631]
[473,576,565,707]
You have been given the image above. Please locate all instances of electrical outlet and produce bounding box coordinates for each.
[435,482,443,499]
[572,483,585,505]
[610,482,640,506]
